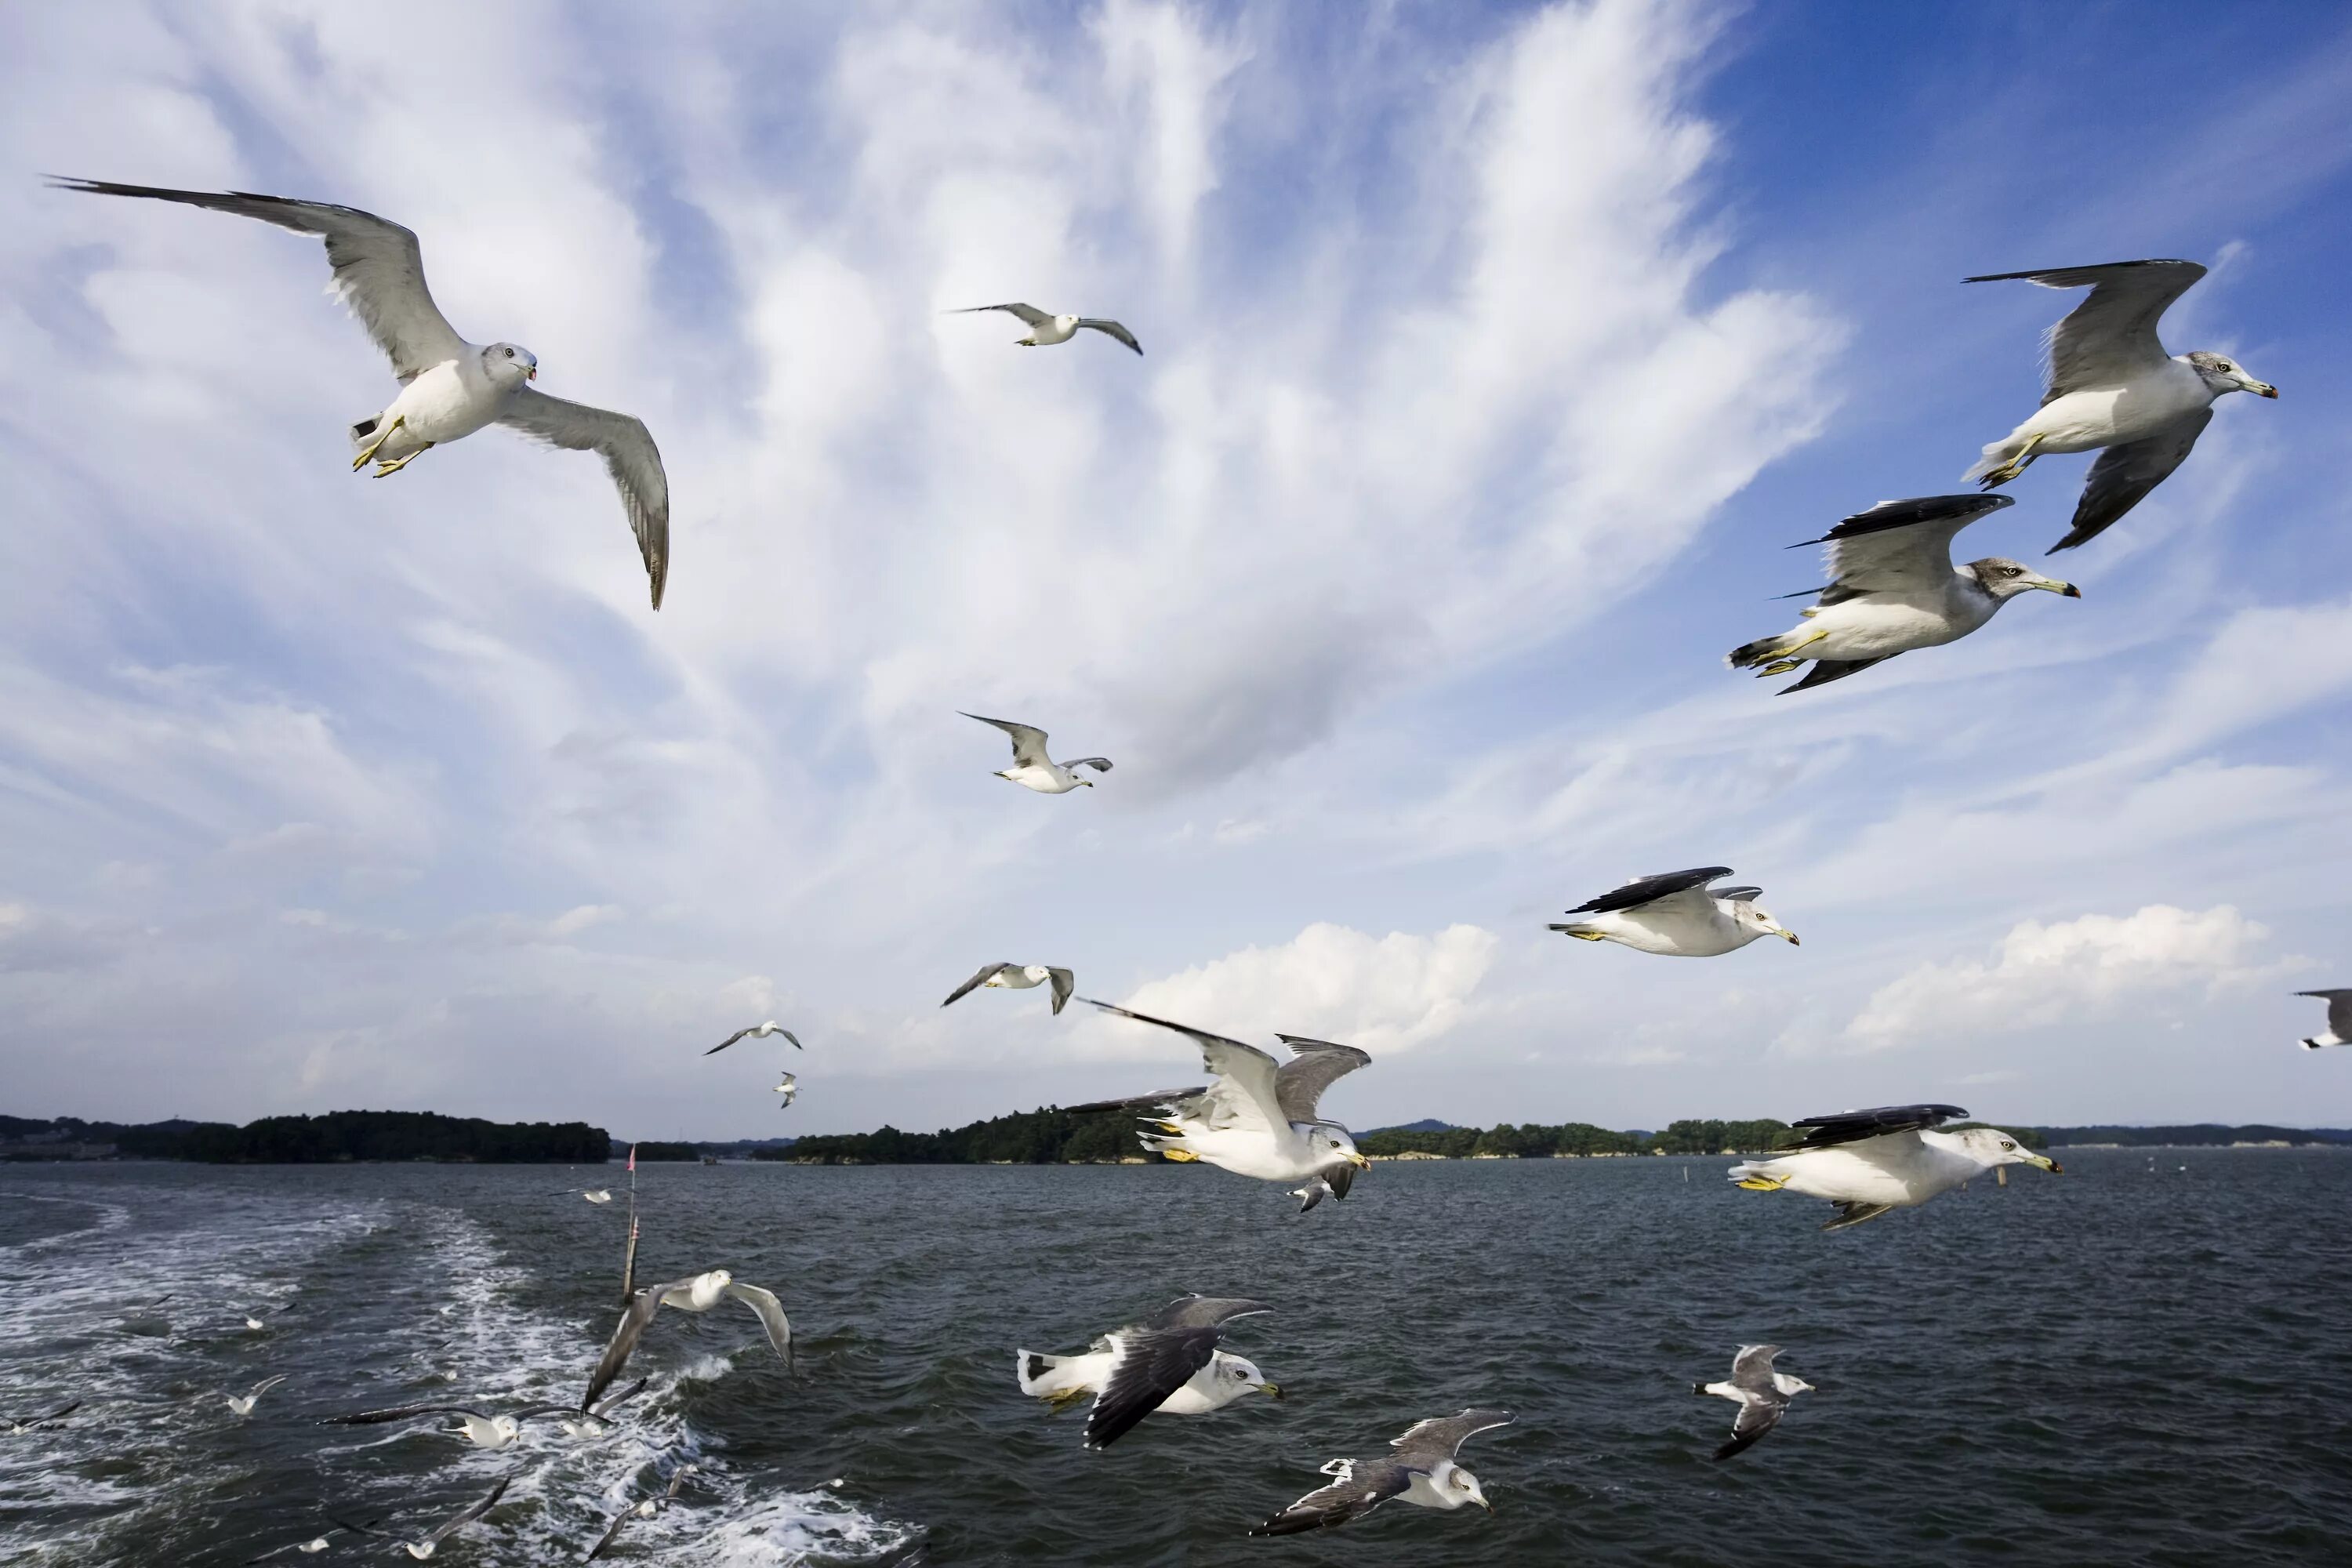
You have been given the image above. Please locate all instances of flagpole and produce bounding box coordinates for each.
[619,1141,641,1304]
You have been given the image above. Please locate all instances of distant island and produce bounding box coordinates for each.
[2,1110,608,1163]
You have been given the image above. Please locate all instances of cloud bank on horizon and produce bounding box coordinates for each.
[2,0,2350,1139]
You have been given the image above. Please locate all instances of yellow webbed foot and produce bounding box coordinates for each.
[350,415,405,470]
[1980,434,2044,488]
[372,442,431,478]
[1734,1175,1786,1192]
[1157,1148,1199,1163]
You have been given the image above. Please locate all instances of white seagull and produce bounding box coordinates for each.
[1550,867,1798,955]
[582,1269,790,1411]
[1694,1345,1813,1461]
[775,1071,799,1108]
[2298,989,2351,1050]
[588,1465,697,1561]
[320,1399,575,1450]
[1965,259,2276,551]
[1730,1104,2061,1229]
[555,1377,648,1439]
[1077,1000,1372,1196]
[549,1189,614,1203]
[223,1376,285,1417]
[54,178,672,608]
[394,1476,507,1561]
[1726,496,2078,693]
[244,1517,379,1562]
[1250,1410,1513,1536]
[962,713,1111,793]
[942,962,1076,1016]
[1015,1295,1281,1450]
[949,302,1142,354]
[706,1021,802,1056]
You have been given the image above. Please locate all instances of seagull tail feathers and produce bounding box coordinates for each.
[349,414,382,444]
[1015,1350,1086,1398]
[1964,438,2018,485]
[1726,633,1792,670]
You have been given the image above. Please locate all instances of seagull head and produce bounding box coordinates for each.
[1217,1353,1282,1400]
[1447,1466,1493,1513]
[1732,900,1799,946]
[484,343,539,387]
[1308,1125,1370,1174]
[2185,350,2276,399]
[1953,1126,2062,1174]
[1968,558,2080,601]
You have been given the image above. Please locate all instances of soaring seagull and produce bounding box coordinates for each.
[1694,1345,1813,1461]
[587,1464,697,1561]
[2299,989,2352,1050]
[942,962,1076,1016]
[1015,1295,1280,1450]
[319,1399,575,1450]
[706,1021,802,1056]
[949,302,1142,354]
[1550,867,1798,954]
[555,1377,648,1439]
[2,1400,80,1433]
[962,713,1111,793]
[243,1517,379,1562]
[1965,260,2275,551]
[1730,1105,2060,1229]
[1727,495,2078,693]
[223,1376,285,1417]
[54,178,672,607]
[583,1270,790,1411]
[1076,1000,1371,1196]
[1250,1410,1513,1536]
[393,1476,508,1561]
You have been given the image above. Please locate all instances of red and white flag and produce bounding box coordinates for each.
[627,1143,637,1173]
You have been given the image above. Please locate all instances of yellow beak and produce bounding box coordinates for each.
[1776,927,1800,946]
[1259,1382,1283,1400]
[2026,1152,2063,1174]
[2252,381,2278,398]
[1346,1150,1371,1170]
[526,366,538,381]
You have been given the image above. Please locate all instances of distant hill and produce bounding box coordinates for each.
[2,1111,609,1163]
[1368,1118,1459,1134]
[2031,1124,2352,1148]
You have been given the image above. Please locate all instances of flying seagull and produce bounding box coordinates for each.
[1694,1345,1813,1461]
[2298,990,2351,1050]
[550,1189,614,1203]
[1729,1105,2060,1229]
[556,1377,648,1439]
[243,1517,379,1563]
[1015,1295,1281,1450]
[775,1071,799,1108]
[588,1464,698,1561]
[1250,1410,1513,1536]
[2,1400,80,1433]
[1288,1175,1338,1214]
[1076,1000,1371,1196]
[1964,260,2276,551]
[962,713,1111,793]
[53,178,672,607]
[583,1269,790,1411]
[1550,866,1798,954]
[706,1021,802,1056]
[1727,496,2078,693]
[949,303,1142,354]
[942,962,1076,1016]
[224,1375,286,1417]
[394,1476,509,1561]
[319,1399,575,1450]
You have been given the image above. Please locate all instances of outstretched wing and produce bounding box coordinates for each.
[495,388,670,609]
[1078,1000,1285,1134]
[1076,318,1143,354]
[1965,259,2206,400]
[1272,1036,1371,1124]
[54,178,469,381]
[1083,1322,1224,1450]
[1799,495,2013,594]
[942,963,1011,1007]
[1391,1407,1515,1460]
[1065,756,1113,773]
[583,1279,692,1410]
[2049,408,2210,553]
[589,1377,649,1420]
[1146,1294,1272,1331]
[420,1476,509,1550]
[952,302,1051,326]
[318,1403,476,1427]
[1713,1392,1787,1461]
[2302,990,2352,1034]
[1249,1457,1414,1536]
[1567,867,1732,916]
[706,1027,755,1056]
[1785,1104,1966,1149]
[1778,657,1886,695]
[961,713,1052,769]
[1046,967,1075,1015]
[724,1283,793,1369]
[1058,1086,1207,1114]
[1729,1345,1783,1392]
[586,1504,641,1562]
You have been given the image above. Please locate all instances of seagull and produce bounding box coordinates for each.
[224,1375,285,1417]
[1288,1175,1338,1214]
[1729,1105,2060,1229]
[774,1072,799,1109]
[1250,1410,1513,1536]
[1726,496,2078,693]
[243,1518,379,1563]
[394,1476,508,1561]
[550,1189,615,1203]
[242,1314,270,1332]
[320,1399,575,1450]
[1076,1000,1372,1196]
[706,1021,802,1055]
[942,962,1076,1016]
[2,1400,79,1432]
[2298,989,2351,1050]
[582,1269,790,1411]
[1550,867,1798,954]
[961,713,1111,793]
[949,303,1142,354]
[1964,260,2276,552]
[1694,1345,1813,1461]
[53,178,672,607]
[1015,1295,1281,1450]
[555,1378,648,1439]
[587,1465,698,1561]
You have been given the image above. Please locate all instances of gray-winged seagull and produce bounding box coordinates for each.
[942,962,1076,1015]
[1730,1104,2060,1229]
[394,1476,507,1560]
[1015,1294,1281,1450]
[2299,989,2351,1050]
[706,1021,801,1055]
[583,1269,789,1410]
[962,713,1111,793]
[1694,1345,1812,1461]
[587,1465,697,1561]
[950,303,1142,354]
[1250,1410,1512,1535]
[1551,867,1798,954]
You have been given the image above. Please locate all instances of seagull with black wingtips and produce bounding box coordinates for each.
[1728,1104,2060,1229]
[1551,866,1798,954]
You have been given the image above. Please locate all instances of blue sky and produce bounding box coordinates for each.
[3,0,2350,1142]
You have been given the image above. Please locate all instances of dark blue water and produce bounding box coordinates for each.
[4,1150,2348,1566]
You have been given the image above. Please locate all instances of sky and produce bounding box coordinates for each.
[4,0,2350,1142]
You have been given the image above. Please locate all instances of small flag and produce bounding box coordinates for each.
[627,1143,636,1173]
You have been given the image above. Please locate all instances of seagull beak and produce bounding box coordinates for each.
[526,365,538,381]
[2025,1152,2063,1174]
[1346,1150,1371,1170]
[1775,927,1800,946]
[2248,379,2278,398]
[1259,1382,1284,1400]
[2039,579,2082,598]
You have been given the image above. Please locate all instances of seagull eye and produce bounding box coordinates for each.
[503,347,514,358]
[2002,1140,2016,1150]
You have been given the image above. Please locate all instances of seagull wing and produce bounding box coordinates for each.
[952,302,1053,325]
[942,963,1011,1007]
[724,1283,793,1369]
[1965,259,2207,400]
[248,1376,287,1399]
[1786,1103,1967,1149]
[1083,1322,1226,1450]
[419,1476,508,1551]
[1777,657,1888,695]
[777,1029,804,1050]
[318,1403,477,1427]
[1076,318,1143,354]
[1728,1345,1784,1392]
[586,1506,637,1562]
[960,713,1052,768]
[583,1280,691,1411]
[1079,1000,1286,1134]
[1146,1294,1274,1330]
[1391,1407,1515,1461]
[1046,967,1075,1015]
[1566,867,1733,916]
[1249,1457,1414,1536]
[495,387,670,609]
[1272,1037,1371,1124]
[1712,1390,1788,1461]
[2301,990,2352,1034]
[1798,495,2014,595]
[1065,757,1113,773]
[706,1028,755,1056]
[1058,1086,1208,1113]
[588,1377,649,1419]
[53,179,470,382]
[2049,407,2212,554]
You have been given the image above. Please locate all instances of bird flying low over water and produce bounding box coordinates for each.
[320,1399,575,1450]
[551,1189,614,1203]
[2297,990,2351,1050]
[1076,1000,1371,1199]
[1017,1295,1281,1450]
[1551,866,1798,954]
[962,713,1111,793]
[53,178,673,608]
[223,1376,285,1417]
[243,1517,379,1562]
[706,1021,802,1056]
[1250,1410,1513,1536]
[1729,1105,2060,1229]
[949,302,1142,354]
[1964,259,2275,552]
[583,1270,790,1411]
[1695,1345,1812,1461]
[942,962,1076,1015]
[393,1476,508,1561]
[556,1377,648,1439]
[1726,496,2077,694]
[2,1401,80,1433]
[588,1463,698,1560]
